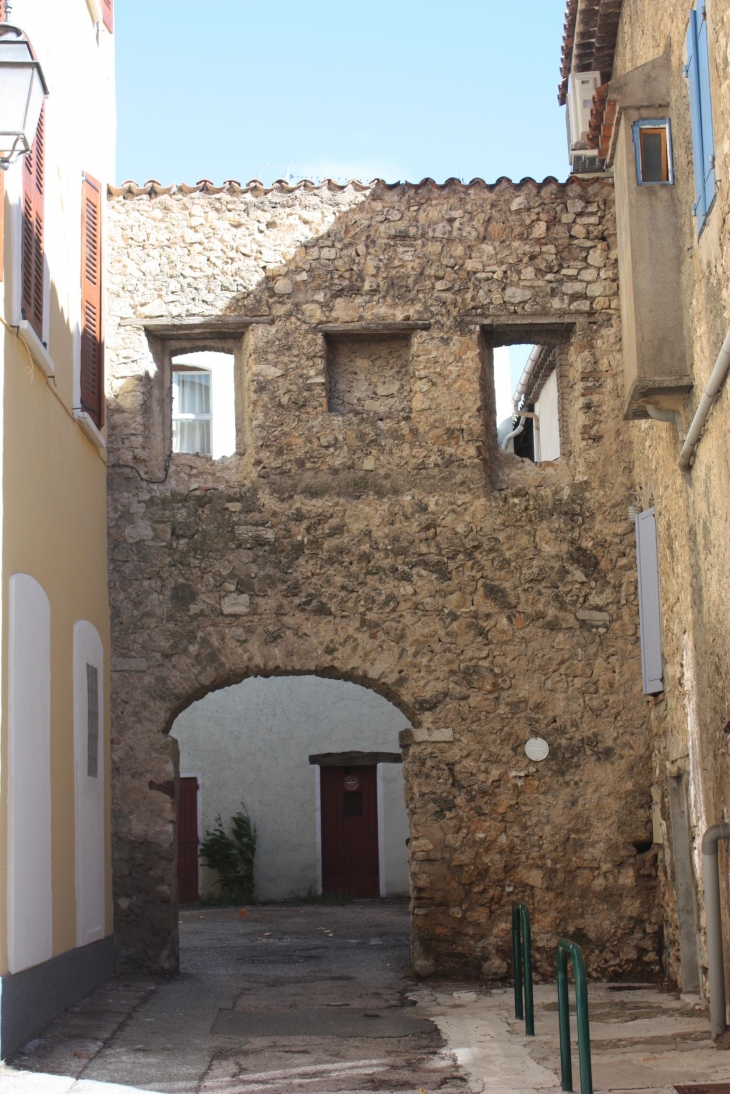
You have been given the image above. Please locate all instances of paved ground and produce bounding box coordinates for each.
[3,902,465,1094]
[418,983,728,1094]
[2,902,729,1094]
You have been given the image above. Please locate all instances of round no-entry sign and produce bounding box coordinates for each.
[344,774,360,790]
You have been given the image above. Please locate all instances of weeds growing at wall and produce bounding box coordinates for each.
[199,806,256,903]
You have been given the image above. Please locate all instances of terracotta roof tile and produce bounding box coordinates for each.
[107,176,614,200]
[587,85,619,161]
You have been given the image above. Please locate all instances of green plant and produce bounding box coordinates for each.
[199,805,256,903]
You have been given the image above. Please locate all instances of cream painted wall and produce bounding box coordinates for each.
[173,676,411,901]
[0,0,115,975]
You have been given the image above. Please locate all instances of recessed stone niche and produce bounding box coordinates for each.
[326,334,411,418]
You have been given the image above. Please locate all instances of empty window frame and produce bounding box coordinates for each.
[686,0,716,230]
[633,120,674,185]
[496,344,561,462]
[86,663,99,778]
[171,351,236,458]
[172,369,212,455]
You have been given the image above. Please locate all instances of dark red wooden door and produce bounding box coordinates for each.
[321,766,379,898]
[178,777,199,904]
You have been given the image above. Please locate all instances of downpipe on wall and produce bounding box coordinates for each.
[645,404,685,441]
[702,822,730,1038]
[677,326,730,472]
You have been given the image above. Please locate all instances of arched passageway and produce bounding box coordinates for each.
[108,178,660,984]
[171,675,412,905]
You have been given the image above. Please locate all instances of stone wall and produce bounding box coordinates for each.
[610,0,730,991]
[105,175,660,978]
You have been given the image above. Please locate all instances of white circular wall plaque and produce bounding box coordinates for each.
[525,737,549,762]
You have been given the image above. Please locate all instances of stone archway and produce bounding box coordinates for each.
[171,673,412,904]
[113,658,421,974]
[108,176,661,982]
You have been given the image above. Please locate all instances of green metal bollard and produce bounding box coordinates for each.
[511,902,535,1036]
[556,939,592,1094]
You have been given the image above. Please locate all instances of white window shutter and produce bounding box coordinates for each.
[636,508,664,694]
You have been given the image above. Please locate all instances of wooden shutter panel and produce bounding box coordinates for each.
[80,174,104,428]
[636,508,664,695]
[102,0,113,32]
[686,11,706,222]
[21,106,44,340]
[696,0,717,210]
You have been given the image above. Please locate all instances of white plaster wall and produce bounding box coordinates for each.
[535,369,561,462]
[8,574,52,974]
[73,621,105,947]
[172,676,411,900]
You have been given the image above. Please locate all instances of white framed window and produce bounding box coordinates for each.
[172,369,212,455]
[633,119,674,185]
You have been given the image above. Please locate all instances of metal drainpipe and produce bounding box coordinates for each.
[512,345,544,416]
[678,325,730,472]
[702,822,730,1037]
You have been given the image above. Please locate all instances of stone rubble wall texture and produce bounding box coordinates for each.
[105,176,660,977]
[612,0,730,991]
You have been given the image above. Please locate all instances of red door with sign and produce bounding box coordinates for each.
[320,766,379,897]
[178,777,199,904]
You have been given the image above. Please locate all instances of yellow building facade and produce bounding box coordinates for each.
[0,0,114,1057]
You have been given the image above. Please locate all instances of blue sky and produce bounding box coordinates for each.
[116,0,569,187]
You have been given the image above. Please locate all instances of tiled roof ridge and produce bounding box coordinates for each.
[108,175,613,199]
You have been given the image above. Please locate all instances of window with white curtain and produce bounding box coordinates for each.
[172,370,212,455]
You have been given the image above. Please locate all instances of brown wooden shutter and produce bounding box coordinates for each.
[101,0,113,32]
[21,105,44,339]
[80,173,104,428]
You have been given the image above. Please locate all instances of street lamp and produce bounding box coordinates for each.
[0,24,47,170]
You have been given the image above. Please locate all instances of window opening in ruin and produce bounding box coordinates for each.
[326,334,411,418]
[169,675,412,912]
[171,350,236,458]
[495,343,561,463]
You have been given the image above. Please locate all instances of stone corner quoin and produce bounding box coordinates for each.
[105,177,658,979]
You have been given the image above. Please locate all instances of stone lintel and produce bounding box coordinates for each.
[316,321,431,335]
[119,315,274,336]
[467,315,577,343]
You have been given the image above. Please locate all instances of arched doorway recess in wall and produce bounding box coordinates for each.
[170,675,412,908]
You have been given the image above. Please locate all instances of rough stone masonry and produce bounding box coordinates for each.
[105,175,660,979]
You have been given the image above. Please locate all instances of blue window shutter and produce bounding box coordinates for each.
[686,10,707,224]
[636,508,664,695]
[696,0,717,212]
